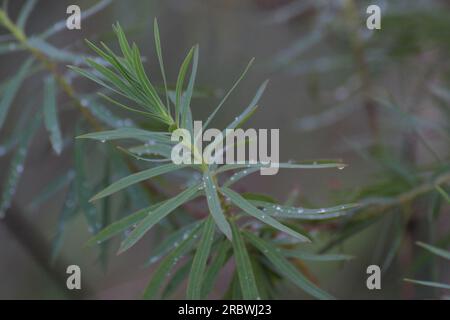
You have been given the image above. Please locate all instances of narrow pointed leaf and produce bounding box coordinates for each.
[250,200,358,219]
[216,160,346,174]
[221,187,310,242]
[29,169,75,209]
[86,201,171,246]
[29,38,84,64]
[435,185,450,203]
[153,18,169,110]
[51,181,79,262]
[416,242,450,260]
[79,98,135,128]
[203,171,232,239]
[175,47,194,125]
[187,216,216,299]
[162,257,193,298]
[145,220,202,266]
[17,0,37,29]
[0,114,40,217]
[244,232,334,300]
[0,58,34,130]
[74,137,98,232]
[143,221,202,299]
[180,45,199,130]
[227,80,268,131]
[77,127,170,144]
[282,250,353,262]
[43,76,63,155]
[223,167,260,187]
[201,240,231,298]
[118,184,201,253]
[90,163,186,202]
[206,80,268,153]
[404,279,450,290]
[230,221,260,300]
[202,58,254,130]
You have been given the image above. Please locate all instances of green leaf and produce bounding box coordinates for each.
[216,160,346,174]
[249,200,358,220]
[74,134,98,233]
[112,23,133,62]
[223,167,260,187]
[29,169,75,209]
[404,279,450,290]
[0,114,40,217]
[0,99,34,158]
[282,250,354,262]
[227,80,268,131]
[86,203,164,246]
[162,257,193,298]
[175,47,194,125]
[230,221,260,300]
[0,58,34,130]
[435,185,450,203]
[203,171,232,239]
[242,192,277,204]
[79,98,135,129]
[205,80,268,154]
[202,58,255,130]
[129,43,169,120]
[29,38,84,64]
[244,232,335,300]
[180,45,199,131]
[221,187,310,242]
[228,273,242,299]
[51,181,79,263]
[118,183,202,253]
[98,158,112,269]
[187,216,216,299]
[143,220,203,299]
[145,220,202,266]
[86,186,198,246]
[201,239,231,298]
[250,256,272,299]
[128,143,172,159]
[43,76,63,155]
[153,18,170,111]
[17,0,37,29]
[90,163,186,202]
[77,127,170,144]
[0,42,22,55]
[416,242,450,260]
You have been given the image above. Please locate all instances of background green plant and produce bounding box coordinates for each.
[0,0,448,299]
[270,0,450,298]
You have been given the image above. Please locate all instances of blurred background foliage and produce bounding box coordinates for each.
[0,0,449,299]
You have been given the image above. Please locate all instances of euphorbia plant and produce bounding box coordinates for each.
[72,20,357,299]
